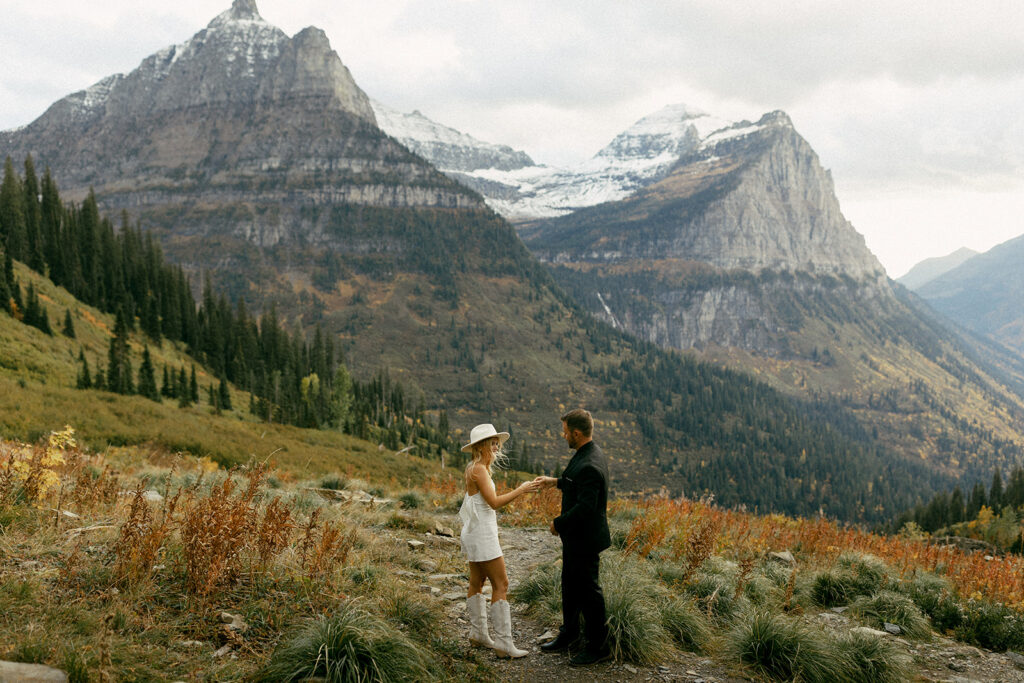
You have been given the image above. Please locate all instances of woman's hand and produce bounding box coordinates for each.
[517,479,542,494]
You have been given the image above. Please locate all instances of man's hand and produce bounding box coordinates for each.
[549,521,559,537]
[534,476,558,490]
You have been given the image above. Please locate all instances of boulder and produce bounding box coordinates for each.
[768,550,795,565]
[0,661,68,682]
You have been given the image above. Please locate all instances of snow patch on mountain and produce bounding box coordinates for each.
[372,102,769,221]
[371,100,533,173]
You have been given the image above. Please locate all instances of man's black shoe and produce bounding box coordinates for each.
[569,646,612,667]
[539,632,575,653]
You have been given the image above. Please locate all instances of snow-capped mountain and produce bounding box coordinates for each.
[0,0,480,239]
[374,102,753,221]
[371,100,533,173]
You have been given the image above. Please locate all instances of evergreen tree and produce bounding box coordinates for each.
[161,365,174,398]
[967,481,987,520]
[0,157,26,261]
[190,365,199,403]
[0,253,8,314]
[218,376,232,411]
[176,367,191,407]
[22,156,44,272]
[106,308,134,394]
[76,349,92,390]
[208,384,219,413]
[39,169,62,282]
[990,470,1005,511]
[137,347,159,401]
[1007,466,1024,509]
[22,283,52,335]
[949,486,965,524]
[62,309,76,338]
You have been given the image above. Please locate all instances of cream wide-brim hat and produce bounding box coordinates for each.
[461,423,510,452]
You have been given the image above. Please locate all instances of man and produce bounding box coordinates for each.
[534,408,612,666]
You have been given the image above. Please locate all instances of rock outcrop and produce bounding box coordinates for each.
[526,111,885,280]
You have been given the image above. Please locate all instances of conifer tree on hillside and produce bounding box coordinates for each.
[177,367,192,408]
[991,470,1005,510]
[218,376,232,411]
[76,350,92,390]
[22,156,44,273]
[161,365,174,398]
[107,308,134,395]
[0,157,26,262]
[62,309,76,338]
[138,347,160,401]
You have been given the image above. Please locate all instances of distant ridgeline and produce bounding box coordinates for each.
[892,465,1024,555]
[0,155,463,464]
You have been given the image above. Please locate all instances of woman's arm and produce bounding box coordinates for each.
[471,464,539,509]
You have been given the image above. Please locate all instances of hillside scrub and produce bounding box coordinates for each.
[3,429,1024,679]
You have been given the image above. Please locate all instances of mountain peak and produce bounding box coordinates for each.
[210,0,265,27]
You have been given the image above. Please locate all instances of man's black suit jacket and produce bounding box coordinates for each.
[553,441,611,554]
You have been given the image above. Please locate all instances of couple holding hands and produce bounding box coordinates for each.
[458,408,612,667]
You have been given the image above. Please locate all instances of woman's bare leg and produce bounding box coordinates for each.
[467,561,488,597]
[477,555,510,602]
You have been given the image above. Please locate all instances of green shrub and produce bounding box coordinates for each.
[254,600,431,682]
[954,599,1024,652]
[811,568,855,607]
[11,638,49,664]
[344,565,385,588]
[659,596,711,653]
[684,570,750,624]
[833,629,914,683]
[62,648,91,683]
[811,553,891,609]
[850,590,932,640]
[755,559,793,589]
[600,555,673,664]
[724,610,841,682]
[380,590,440,635]
[835,552,889,595]
[398,491,422,509]
[510,562,562,622]
[896,571,962,633]
[743,573,782,607]
[320,475,348,491]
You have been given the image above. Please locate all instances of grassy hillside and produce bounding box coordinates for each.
[0,246,968,523]
[0,260,441,484]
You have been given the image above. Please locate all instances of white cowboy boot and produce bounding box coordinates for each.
[466,593,495,648]
[490,599,528,658]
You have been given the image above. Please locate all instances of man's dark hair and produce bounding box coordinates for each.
[561,408,593,437]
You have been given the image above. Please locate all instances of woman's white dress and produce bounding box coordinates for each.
[459,492,502,562]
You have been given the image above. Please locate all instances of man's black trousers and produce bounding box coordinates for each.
[561,549,608,650]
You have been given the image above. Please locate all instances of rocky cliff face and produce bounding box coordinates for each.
[525,112,885,280]
[521,112,901,358]
[0,0,481,248]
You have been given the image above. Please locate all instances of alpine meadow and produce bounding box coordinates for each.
[2,1,1024,680]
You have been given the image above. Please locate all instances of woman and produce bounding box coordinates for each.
[459,423,539,658]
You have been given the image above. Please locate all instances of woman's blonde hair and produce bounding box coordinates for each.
[467,437,509,475]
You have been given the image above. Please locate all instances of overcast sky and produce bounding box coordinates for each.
[1,0,1022,278]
